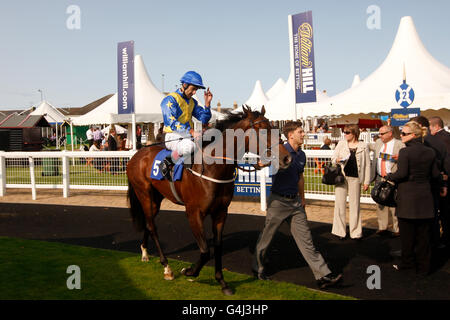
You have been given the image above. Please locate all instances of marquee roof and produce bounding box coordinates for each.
[72,55,165,125]
[30,100,66,124]
[265,16,450,120]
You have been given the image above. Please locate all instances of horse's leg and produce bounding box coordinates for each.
[136,186,174,280]
[181,209,210,277]
[212,210,233,295]
[140,228,150,262]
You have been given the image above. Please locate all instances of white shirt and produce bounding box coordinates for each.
[377,139,395,175]
[86,129,94,140]
[89,144,100,151]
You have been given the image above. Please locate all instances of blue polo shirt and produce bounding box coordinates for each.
[271,142,306,196]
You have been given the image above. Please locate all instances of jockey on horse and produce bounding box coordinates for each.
[159,71,213,178]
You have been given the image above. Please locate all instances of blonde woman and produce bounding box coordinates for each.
[331,125,371,240]
[386,121,440,276]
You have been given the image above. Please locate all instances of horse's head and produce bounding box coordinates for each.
[238,105,291,170]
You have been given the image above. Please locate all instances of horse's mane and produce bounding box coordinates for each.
[214,108,263,132]
[201,107,262,148]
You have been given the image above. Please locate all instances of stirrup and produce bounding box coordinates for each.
[160,157,174,180]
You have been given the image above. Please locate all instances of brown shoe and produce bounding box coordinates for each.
[391,232,400,238]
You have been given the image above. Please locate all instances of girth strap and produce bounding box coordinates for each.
[169,180,184,205]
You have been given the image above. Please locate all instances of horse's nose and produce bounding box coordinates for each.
[282,154,292,168]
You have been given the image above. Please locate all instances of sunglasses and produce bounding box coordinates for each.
[343,131,352,135]
[379,131,391,136]
[400,131,413,136]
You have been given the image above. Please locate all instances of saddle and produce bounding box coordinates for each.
[151,149,184,182]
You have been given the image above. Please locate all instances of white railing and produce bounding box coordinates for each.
[304,131,377,147]
[0,150,135,200]
[0,149,374,206]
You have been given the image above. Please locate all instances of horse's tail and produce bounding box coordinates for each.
[127,181,146,232]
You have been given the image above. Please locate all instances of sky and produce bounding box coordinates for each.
[0,0,449,110]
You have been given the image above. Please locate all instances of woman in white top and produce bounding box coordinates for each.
[89,141,101,151]
[331,125,371,240]
[88,141,103,171]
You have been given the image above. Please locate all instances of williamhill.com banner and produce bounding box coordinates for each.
[292,11,317,103]
[117,41,135,114]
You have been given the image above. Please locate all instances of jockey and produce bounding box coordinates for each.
[159,71,212,177]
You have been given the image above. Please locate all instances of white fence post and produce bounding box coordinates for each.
[259,166,267,212]
[62,151,69,198]
[28,156,36,200]
[0,153,6,196]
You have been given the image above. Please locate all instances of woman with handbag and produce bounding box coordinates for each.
[331,125,371,240]
[385,121,441,276]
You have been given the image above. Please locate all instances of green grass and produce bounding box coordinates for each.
[0,237,354,300]
[6,160,128,186]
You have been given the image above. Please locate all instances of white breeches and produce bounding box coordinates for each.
[165,132,196,157]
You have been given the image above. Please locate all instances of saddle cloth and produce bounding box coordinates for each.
[150,149,184,181]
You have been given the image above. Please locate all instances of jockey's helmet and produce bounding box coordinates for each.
[180,71,205,89]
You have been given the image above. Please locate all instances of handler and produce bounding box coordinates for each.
[252,121,343,289]
[159,71,212,177]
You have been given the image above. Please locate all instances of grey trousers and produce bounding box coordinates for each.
[253,193,331,280]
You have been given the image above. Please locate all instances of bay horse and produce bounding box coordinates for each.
[126,105,291,295]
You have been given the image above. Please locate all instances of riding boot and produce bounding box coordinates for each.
[160,155,174,180]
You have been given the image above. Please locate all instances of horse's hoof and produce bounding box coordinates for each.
[164,266,174,280]
[181,267,197,277]
[164,273,174,281]
[222,287,234,296]
[140,245,149,262]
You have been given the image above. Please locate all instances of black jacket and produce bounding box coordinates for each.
[424,131,448,175]
[107,135,117,151]
[386,138,440,219]
[434,130,450,176]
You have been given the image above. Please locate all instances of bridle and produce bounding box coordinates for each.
[189,117,282,181]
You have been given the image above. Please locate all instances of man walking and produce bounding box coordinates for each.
[429,116,449,247]
[252,121,342,289]
[412,116,449,249]
[370,125,404,236]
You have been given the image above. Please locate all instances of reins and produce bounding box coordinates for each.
[147,117,278,183]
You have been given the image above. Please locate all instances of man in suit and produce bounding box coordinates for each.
[429,116,449,247]
[370,125,405,236]
[412,116,448,249]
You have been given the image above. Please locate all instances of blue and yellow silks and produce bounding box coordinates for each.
[160,89,212,133]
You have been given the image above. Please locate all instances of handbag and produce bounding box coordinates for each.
[322,163,345,185]
[371,178,397,207]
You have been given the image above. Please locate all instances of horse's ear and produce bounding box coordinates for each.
[261,105,266,116]
[243,104,252,117]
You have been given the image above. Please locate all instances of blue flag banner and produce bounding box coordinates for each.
[117,41,135,114]
[292,11,317,103]
[234,164,272,196]
[390,108,420,126]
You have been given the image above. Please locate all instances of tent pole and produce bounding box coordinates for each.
[288,15,297,120]
[56,123,59,149]
[132,113,137,151]
[70,121,74,152]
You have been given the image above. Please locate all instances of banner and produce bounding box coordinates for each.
[390,108,420,126]
[117,41,135,114]
[234,165,272,197]
[292,11,317,103]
